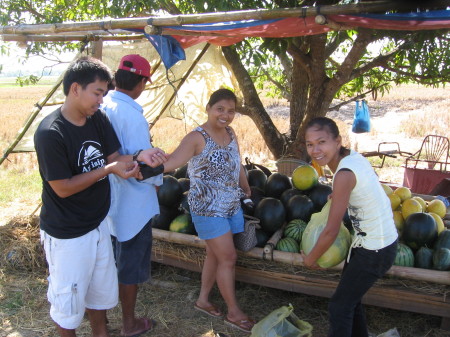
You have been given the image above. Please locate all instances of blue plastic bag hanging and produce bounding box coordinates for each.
[352,99,371,133]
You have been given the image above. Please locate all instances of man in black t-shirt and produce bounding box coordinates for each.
[34,56,166,337]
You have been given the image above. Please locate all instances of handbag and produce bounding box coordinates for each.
[352,99,371,133]
[250,304,313,337]
[234,215,260,252]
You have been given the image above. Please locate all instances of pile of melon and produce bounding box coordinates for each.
[382,184,450,271]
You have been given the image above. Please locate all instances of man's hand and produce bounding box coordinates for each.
[137,148,168,167]
[108,161,139,179]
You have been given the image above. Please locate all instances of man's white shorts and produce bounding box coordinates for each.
[40,220,118,330]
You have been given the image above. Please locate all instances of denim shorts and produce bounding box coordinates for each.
[191,208,244,240]
[111,218,153,285]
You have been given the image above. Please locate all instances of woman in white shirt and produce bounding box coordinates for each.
[301,117,398,337]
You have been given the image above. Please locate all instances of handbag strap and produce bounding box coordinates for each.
[243,214,261,229]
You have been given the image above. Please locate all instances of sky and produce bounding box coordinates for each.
[0,42,76,77]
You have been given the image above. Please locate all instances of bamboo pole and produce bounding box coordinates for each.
[152,228,450,285]
[2,1,444,36]
[1,33,145,42]
[263,227,284,256]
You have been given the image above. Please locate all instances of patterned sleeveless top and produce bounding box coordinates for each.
[187,126,244,217]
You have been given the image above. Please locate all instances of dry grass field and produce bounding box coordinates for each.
[0,83,449,337]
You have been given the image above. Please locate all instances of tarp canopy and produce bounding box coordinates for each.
[12,41,239,153]
[142,10,450,68]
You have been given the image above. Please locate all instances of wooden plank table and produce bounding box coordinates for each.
[152,241,450,330]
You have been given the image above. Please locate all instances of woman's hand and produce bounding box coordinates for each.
[301,251,321,270]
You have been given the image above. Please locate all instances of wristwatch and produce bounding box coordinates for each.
[132,149,143,162]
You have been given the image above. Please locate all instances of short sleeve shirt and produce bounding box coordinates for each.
[34,107,120,239]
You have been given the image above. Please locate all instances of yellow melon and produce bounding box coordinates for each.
[428,212,445,234]
[393,186,412,202]
[401,198,423,220]
[427,199,447,218]
[388,193,401,211]
[393,211,404,234]
[412,196,427,212]
[381,183,393,195]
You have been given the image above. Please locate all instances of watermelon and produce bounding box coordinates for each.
[265,173,292,199]
[174,164,188,178]
[169,214,196,235]
[286,195,314,222]
[178,191,190,214]
[276,237,300,253]
[280,188,304,208]
[300,201,351,268]
[157,175,183,207]
[284,219,308,243]
[178,178,190,193]
[255,228,271,248]
[254,197,286,235]
[307,183,333,211]
[393,243,414,267]
[414,246,433,269]
[291,164,319,191]
[402,212,438,250]
[153,205,180,230]
[434,229,450,250]
[432,248,450,271]
[247,169,267,190]
[242,186,265,216]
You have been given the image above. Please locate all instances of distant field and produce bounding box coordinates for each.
[0,76,58,87]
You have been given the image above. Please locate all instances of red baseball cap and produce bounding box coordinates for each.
[118,54,152,81]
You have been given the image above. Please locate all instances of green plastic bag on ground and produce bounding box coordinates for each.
[250,304,313,337]
[300,200,351,268]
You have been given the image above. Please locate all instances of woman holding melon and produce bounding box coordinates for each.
[146,88,254,332]
[300,117,398,337]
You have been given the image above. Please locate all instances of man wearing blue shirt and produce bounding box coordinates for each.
[102,54,161,337]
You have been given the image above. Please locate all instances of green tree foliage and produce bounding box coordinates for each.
[1,0,449,160]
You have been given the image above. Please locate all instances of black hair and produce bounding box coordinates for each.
[62,56,112,96]
[114,69,148,91]
[306,116,348,155]
[207,88,237,107]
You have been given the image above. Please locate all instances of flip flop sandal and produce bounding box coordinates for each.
[224,316,255,333]
[194,303,223,318]
[120,317,156,337]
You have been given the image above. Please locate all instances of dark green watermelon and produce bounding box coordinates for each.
[434,229,450,250]
[255,228,271,248]
[157,175,183,207]
[414,246,433,269]
[286,195,314,222]
[153,205,180,230]
[178,177,190,193]
[254,197,286,235]
[280,188,304,208]
[174,164,188,179]
[403,212,438,250]
[432,247,450,271]
[307,183,332,211]
[265,173,292,199]
[242,187,265,216]
[178,191,190,214]
[247,169,267,190]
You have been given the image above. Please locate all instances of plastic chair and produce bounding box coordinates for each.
[405,135,450,171]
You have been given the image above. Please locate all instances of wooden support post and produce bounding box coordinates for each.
[91,39,103,60]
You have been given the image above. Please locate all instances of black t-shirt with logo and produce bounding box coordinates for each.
[34,107,120,239]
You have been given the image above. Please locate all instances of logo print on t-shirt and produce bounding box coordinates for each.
[78,141,106,173]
